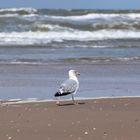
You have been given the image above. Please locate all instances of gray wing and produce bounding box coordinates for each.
[60,79,78,93]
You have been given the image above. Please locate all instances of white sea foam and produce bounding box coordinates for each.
[0,14,19,17]
[2,96,140,105]
[0,30,140,46]
[46,13,140,21]
[10,12,140,23]
[1,9,140,22]
[9,61,43,65]
[0,8,37,18]
[0,8,37,14]
[33,23,75,32]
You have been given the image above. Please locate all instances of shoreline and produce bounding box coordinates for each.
[1,95,140,105]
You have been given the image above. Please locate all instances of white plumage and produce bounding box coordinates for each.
[54,70,80,104]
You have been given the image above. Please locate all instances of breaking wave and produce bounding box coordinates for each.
[0,8,37,15]
[0,30,140,46]
[44,13,140,21]
[64,56,140,63]
[0,8,140,48]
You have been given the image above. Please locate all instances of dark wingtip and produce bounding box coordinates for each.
[54,91,72,97]
[54,92,61,97]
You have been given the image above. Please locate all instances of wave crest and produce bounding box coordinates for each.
[64,56,140,63]
[0,30,140,46]
[0,8,37,15]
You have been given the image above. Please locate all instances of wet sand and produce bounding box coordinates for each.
[0,97,140,140]
[0,62,140,100]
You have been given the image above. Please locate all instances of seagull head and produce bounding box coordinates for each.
[69,70,80,78]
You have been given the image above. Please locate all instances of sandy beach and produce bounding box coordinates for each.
[0,97,140,140]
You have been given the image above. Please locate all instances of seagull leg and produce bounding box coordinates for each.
[56,97,60,105]
[72,94,76,104]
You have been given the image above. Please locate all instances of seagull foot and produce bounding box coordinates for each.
[56,101,60,105]
[73,101,78,105]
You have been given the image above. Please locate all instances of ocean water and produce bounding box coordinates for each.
[0,8,140,101]
[0,8,140,63]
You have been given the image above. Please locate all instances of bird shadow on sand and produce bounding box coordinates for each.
[57,102,85,106]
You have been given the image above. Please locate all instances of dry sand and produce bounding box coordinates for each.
[0,97,140,140]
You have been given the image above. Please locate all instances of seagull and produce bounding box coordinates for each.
[54,70,80,105]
